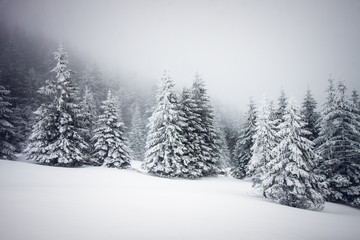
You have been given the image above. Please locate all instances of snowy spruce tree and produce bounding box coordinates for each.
[178,87,203,178]
[79,86,97,163]
[189,74,222,176]
[26,44,87,167]
[351,90,360,110]
[128,102,146,161]
[276,89,288,123]
[142,72,188,177]
[262,99,325,210]
[91,90,131,168]
[315,79,337,160]
[232,97,257,179]
[0,85,16,159]
[247,99,278,188]
[301,88,320,141]
[316,80,360,207]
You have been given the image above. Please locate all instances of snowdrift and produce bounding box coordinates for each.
[0,159,359,240]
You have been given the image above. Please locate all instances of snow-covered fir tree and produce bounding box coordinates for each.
[91,90,131,168]
[128,102,146,161]
[351,90,360,140]
[79,86,97,163]
[262,99,325,210]
[315,79,337,161]
[316,80,360,207]
[178,87,203,178]
[25,102,56,164]
[276,89,287,123]
[232,97,257,179]
[301,88,320,141]
[142,72,188,177]
[189,73,222,176]
[0,85,16,159]
[247,99,278,188]
[268,100,277,121]
[26,44,87,167]
[351,90,360,111]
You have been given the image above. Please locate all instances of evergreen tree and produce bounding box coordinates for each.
[142,72,188,177]
[26,44,87,167]
[0,85,16,159]
[315,78,337,157]
[128,102,146,161]
[248,99,278,188]
[301,88,320,141]
[268,100,277,121]
[276,89,287,123]
[316,80,360,207]
[351,90,360,111]
[351,90,360,144]
[262,99,324,210]
[190,74,222,176]
[232,97,257,179]
[178,87,203,178]
[91,90,131,168]
[79,86,97,163]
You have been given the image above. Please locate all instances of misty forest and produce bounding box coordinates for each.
[1,1,360,240]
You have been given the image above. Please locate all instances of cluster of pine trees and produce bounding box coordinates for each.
[0,28,106,159]
[8,46,130,168]
[1,42,227,176]
[231,81,360,209]
[143,71,226,178]
[0,28,149,164]
[24,45,131,168]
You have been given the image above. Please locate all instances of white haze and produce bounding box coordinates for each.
[2,0,360,111]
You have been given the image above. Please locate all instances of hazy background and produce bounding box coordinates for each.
[1,0,360,111]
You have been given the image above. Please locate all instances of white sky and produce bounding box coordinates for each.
[2,0,360,111]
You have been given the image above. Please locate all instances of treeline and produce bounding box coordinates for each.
[231,81,360,209]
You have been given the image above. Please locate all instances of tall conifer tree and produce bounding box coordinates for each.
[248,100,278,188]
[79,86,97,163]
[316,80,360,206]
[178,87,203,178]
[190,74,222,176]
[232,98,257,179]
[142,72,187,177]
[262,99,324,210]
[301,88,320,141]
[26,44,87,166]
[276,89,287,124]
[92,90,131,168]
[0,85,16,159]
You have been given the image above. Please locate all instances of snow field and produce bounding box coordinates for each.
[0,159,359,240]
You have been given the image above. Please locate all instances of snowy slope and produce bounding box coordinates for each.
[0,159,359,240]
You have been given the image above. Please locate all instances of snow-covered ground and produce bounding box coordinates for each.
[0,158,359,240]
